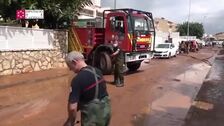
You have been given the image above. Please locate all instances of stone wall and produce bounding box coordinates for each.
[0,30,68,76]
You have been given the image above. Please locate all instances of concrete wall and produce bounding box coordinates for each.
[154,30,181,49]
[0,30,68,76]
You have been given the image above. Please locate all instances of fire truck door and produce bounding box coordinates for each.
[106,15,128,45]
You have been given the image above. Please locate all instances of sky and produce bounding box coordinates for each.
[101,0,224,35]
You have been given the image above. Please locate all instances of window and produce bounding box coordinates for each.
[134,18,148,31]
[109,16,124,33]
[157,44,170,48]
[134,17,153,31]
[133,17,154,35]
[96,11,103,17]
[80,9,94,17]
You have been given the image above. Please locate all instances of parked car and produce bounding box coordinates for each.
[205,41,212,46]
[154,43,178,58]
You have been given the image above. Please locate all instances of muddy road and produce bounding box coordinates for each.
[0,47,218,126]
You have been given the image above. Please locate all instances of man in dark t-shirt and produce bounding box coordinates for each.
[63,51,111,126]
[69,66,108,104]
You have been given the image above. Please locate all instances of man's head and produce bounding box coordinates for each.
[66,51,87,73]
[113,40,119,47]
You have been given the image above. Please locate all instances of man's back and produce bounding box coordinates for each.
[64,51,111,126]
[69,66,108,104]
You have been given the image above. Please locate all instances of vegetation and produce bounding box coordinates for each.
[177,22,204,39]
[0,0,92,29]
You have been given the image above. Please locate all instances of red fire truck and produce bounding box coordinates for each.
[69,8,156,74]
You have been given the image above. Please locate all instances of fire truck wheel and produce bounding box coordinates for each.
[127,62,141,71]
[98,52,112,74]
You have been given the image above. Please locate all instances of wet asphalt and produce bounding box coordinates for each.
[183,49,224,126]
[0,47,222,126]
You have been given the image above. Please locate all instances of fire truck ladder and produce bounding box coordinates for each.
[68,28,83,53]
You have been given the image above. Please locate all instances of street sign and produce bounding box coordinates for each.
[25,10,44,19]
[16,10,44,20]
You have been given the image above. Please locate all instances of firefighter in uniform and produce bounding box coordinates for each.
[111,41,125,87]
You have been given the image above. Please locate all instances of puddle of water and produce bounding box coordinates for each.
[146,63,211,126]
[175,63,211,84]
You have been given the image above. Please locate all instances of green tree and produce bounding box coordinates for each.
[177,22,204,39]
[0,0,20,22]
[40,0,92,28]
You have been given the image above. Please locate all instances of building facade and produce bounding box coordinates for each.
[78,0,109,19]
[213,32,224,41]
[154,17,178,33]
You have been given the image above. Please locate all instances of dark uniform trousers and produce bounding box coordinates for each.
[80,96,111,126]
[114,59,124,84]
[112,46,124,86]
[79,67,111,126]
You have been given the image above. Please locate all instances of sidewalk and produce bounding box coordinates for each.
[0,68,73,126]
[0,68,70,90]
[183,49,224,126]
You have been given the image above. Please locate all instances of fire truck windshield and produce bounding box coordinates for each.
[133,17,152,35]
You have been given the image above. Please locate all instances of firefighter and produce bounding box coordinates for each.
[111,41,125,87]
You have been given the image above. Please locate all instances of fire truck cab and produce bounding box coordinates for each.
[70,8,155,74]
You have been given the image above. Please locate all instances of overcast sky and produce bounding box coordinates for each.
[101,0,224,34]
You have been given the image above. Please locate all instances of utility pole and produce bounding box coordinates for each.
[187,0,191,40]
[203,15,207,28]
[114,0,116,9]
